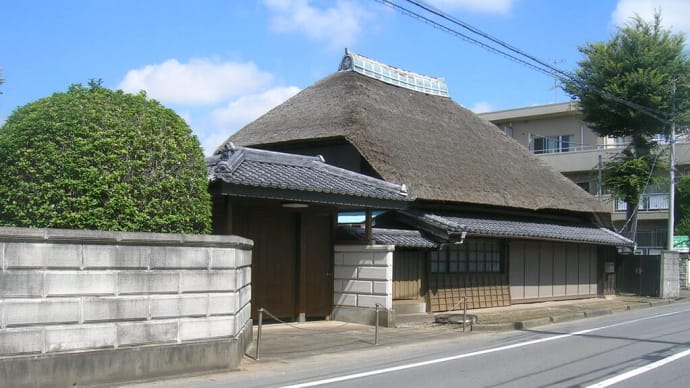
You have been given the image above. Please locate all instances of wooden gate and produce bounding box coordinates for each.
[393,250,426,300]
[616,255,660,297]
[234,206,334,320]
[244,211,299,319]
[301,212,333,318]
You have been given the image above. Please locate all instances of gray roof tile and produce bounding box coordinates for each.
[339,226,438,248]
[207,144,412,204]
[400,210,633,246]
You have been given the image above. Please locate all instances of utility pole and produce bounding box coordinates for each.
[667,81,677,251]
[667,121,676,250]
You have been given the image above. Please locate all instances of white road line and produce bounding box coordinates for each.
[586,348,690,388]
[281,308,690,388]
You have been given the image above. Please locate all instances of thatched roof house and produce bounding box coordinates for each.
[222,67,607,218]
[212,50,628,316]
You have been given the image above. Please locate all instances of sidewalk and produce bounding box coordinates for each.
[246,295,690,365]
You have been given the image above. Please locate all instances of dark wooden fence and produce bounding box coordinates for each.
[616,255,660,297]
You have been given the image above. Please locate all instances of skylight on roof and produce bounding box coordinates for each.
[338,49,449,98]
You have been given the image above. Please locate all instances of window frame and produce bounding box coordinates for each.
[429,238,506,274]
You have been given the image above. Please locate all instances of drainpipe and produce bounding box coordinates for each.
[598,154,603,200]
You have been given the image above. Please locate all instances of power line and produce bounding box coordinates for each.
[375,0,559,79]
[378,0,672,124]
[403,0,672,123]
[404,0,574,80]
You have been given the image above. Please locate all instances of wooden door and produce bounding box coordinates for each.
[301,212,333,318]
[393,250,426,300]
[246,211,298,319]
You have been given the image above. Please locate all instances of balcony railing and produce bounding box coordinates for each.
[615,193,669,212]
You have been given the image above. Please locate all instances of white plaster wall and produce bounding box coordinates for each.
[333,245,394,310]
[0,227,252,357]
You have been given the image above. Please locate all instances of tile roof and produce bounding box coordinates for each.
[207,144,412,207]
[338,226,438,248]
[399,210,633,247]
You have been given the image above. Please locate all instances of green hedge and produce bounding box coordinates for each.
[0,83,211,233]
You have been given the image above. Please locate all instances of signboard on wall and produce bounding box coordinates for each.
[674,236,690,253]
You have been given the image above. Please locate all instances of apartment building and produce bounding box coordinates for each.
[480,101,690,254]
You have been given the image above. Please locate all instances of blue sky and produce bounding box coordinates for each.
[2,0,689,154]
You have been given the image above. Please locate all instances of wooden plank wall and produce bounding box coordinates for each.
[393,250,427,300]
[510,241,599,302]
[428,273,510,311]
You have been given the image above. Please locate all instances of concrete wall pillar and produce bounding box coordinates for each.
[660,250,681,298]
[332,244,394,326]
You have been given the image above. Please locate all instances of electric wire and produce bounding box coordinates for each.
[377,0,672,124]
[615,151,662,236]
[401,0,672,123]
[376,0,559,79]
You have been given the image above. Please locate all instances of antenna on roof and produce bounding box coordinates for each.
[338,48,450,98]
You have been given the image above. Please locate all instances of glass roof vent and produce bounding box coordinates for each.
[338,49,449,98]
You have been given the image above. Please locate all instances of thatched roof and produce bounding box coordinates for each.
[223,70,607,214]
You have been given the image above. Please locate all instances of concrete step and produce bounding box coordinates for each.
[393,301,427,314]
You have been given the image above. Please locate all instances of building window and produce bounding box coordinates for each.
[430,239,504,273]
[533,134,573,154]
[502,125,514,138]
[576,181,591,194]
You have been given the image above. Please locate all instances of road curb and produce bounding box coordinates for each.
[583,308,613,318]
[549,312,585,323]
[471,297,690,332]
[471,322,517,332]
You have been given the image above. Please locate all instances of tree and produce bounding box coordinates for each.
[0,81,211,234]
[676,174,690,237]
[564,12,690,237]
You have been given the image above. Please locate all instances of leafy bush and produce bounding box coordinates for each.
[676,175,690,236]
[0,82,211,233]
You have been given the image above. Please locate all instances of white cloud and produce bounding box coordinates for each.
[470,101,495,113]
[118,58,273,105]
[426,0,514,14]
[211,86,301,128]
[263,0,371,49]
[611,0,690,36]
[200,86,301,154]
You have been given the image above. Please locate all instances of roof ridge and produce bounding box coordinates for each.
[313,161,409,197]
[240,146,323,166]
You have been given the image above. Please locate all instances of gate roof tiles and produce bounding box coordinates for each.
[207,144,412,208]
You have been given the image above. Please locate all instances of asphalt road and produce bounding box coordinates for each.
[128,302,690,388]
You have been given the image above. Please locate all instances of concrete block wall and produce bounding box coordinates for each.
[660,250,680,298]
[0,227,253,360]
[332,245,394,326]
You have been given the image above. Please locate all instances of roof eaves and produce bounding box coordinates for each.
[312,160,412,200]
[399,210,633,247]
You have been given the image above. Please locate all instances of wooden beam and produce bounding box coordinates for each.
[365,209,373,245]
[298,212,307,322]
